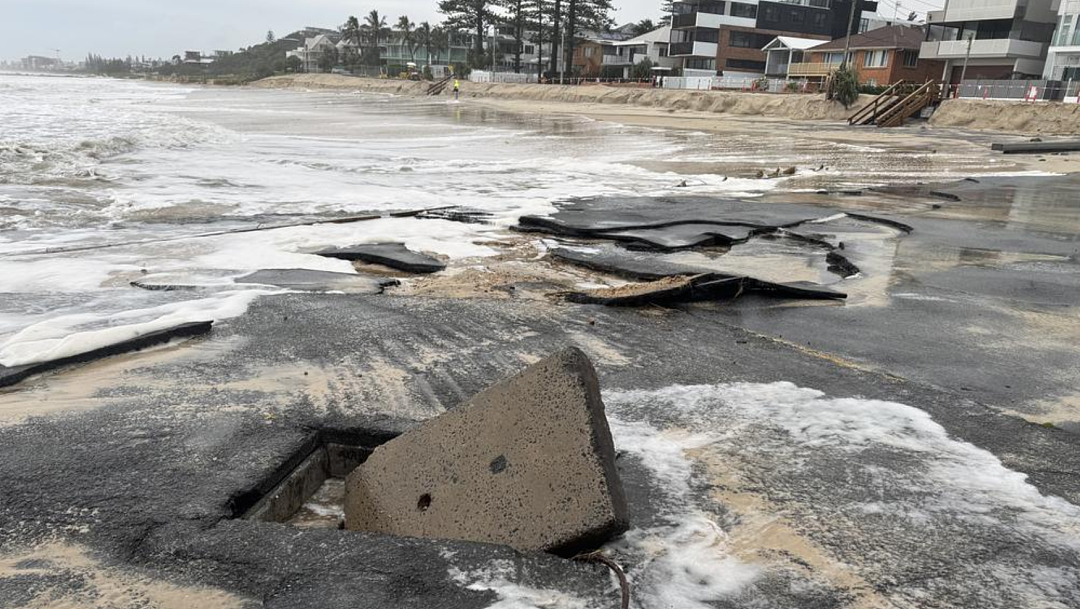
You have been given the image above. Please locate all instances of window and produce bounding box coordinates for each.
[737,31,774,48]
[726,58,766,70]
[686,57,716,70]
[730,31,768,48]
[584,47,594,57]
[524,45,535,54]
[730,2,758,18]
[696,28,720,43]
[902,49,918,67]
[863,49,887,68]
[763,5,780,21]
[813,12,828,28]
[659,45,669,57]
[790,8,805,23]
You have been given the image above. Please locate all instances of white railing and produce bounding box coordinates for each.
[469,70,538,84]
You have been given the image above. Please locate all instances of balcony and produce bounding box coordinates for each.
[921,38,1046,60]
[604,54,636,67]
[671,11,752,29]
[669,41,719,57]
[787,62,840,77]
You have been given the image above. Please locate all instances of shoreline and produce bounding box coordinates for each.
[251,73,1080,175]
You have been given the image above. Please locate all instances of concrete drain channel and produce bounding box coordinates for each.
[227,350,633,607]
[231,428,397,528]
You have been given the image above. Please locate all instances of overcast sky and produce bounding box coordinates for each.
[2,0,660,61]
[3,0,940,62]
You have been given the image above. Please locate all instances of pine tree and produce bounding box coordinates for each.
[659,0,673,26]
[497,0,529,73]
[439,0,497,69]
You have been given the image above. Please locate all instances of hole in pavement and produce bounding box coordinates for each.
[417,493,432,511]
[230,428,398,528]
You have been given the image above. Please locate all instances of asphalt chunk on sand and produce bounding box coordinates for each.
[550,248,846,305]
[315,243,446,274]
[0,321,213,389]
[234,269,399,294]
[344,347,629,556]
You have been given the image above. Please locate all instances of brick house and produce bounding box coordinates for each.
[794,25,943,85]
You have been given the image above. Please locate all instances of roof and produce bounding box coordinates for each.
[761,36,826,51]
[811,24,927,52]
[614,26,672,47]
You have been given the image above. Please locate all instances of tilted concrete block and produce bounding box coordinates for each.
[344,347,628,555]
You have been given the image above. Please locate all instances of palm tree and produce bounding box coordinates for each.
[397,15,417,63]
[341,15,362,67]
[417,22,434,67]
[431,26,450,69]
[363,10,389,67]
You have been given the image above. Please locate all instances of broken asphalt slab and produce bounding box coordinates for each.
[235,269,399,293]
[315,243,446,274]
[550,247,846,305]
[344,347,628,555]
[2,294,1079,607]
[0,320,212,389]
[2,291,1080,604]
[520,196,912,252]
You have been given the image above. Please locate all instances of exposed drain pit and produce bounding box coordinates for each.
[231,429,398,528]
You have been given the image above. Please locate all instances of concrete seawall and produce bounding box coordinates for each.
[252,74,1080,134]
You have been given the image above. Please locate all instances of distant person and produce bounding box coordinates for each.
[454,79,460,100]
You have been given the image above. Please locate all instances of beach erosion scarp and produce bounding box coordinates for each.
[251,73,1080,134]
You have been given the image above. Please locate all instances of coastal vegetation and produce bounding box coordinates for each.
[78,0,622,83]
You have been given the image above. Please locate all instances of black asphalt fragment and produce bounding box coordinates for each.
[235,269,399,294]
[315,243,446,274]
[0,320,212,389]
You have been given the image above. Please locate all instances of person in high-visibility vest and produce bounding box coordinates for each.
[453,79,460,100]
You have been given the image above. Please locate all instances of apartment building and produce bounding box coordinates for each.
[1044,0,1080,79]
[603,27,680,78]
[920,0,1057,82]
[668,0,879,78]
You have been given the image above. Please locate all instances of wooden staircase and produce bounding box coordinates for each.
[848,80,940,127]
[426,76,453,96]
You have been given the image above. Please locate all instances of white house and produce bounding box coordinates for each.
[286,34,337,72]
[604,27,679,78]
[762,36,824,78]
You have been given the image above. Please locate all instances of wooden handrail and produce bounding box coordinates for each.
[876,81,939,127]
[848,80,906,125]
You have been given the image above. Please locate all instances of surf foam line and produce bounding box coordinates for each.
[0,205,457,259]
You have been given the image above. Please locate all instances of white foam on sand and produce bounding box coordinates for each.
[602,382,1080,605]
[444,380,1079,608]
[446,560,595,609]
[0,290,270,367]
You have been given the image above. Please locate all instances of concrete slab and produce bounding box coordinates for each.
[315,243,446,274]
[235,269,398,294]
[344,347,629,555]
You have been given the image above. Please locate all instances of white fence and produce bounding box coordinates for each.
[469,70,538,84]
[950,79,1080,103]
[661,75,804,93]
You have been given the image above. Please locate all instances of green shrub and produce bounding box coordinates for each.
[829,66,860,108]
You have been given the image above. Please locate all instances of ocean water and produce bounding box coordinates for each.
[0,73,1036,365]
[0,73,784,366]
